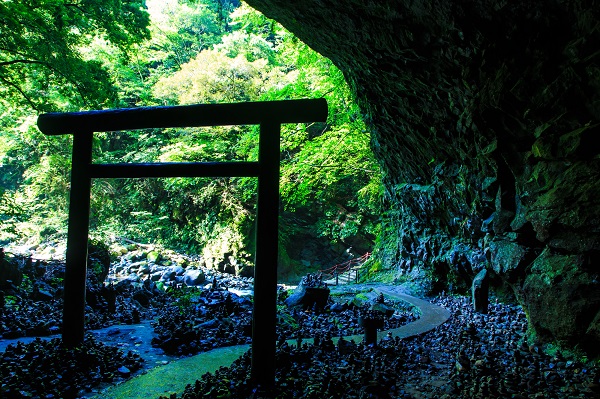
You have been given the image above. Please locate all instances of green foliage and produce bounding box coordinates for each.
[153,49,270,104]
[0,0,150,111]
[543,341,598,365]
[4,295,18,308]
[0,187,23,240]
[1,0,151,246]
[368,259,384,273]
[166,286,204,311]
[2,0,383,273]
[146,0,223,69]
[276,304,299,331]
[20,274,33,292]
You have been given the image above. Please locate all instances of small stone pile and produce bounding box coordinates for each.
[0,334,143,398]
[151,287,253,356]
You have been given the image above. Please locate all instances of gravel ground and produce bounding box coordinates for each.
[160,294,600,399]
[1,266,598,399]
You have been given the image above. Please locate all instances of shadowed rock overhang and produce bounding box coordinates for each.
[244,0,600,356]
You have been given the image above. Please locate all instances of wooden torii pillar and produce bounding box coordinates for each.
[36,98,328,389]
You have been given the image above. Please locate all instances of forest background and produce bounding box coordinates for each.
[0,0,383,280]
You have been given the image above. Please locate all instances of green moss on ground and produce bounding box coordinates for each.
[92,345,249,399]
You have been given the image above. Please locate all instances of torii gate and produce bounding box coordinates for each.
[36,98,328,388]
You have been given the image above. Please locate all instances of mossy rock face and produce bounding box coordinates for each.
[522,249,600,355]
[489,238,529,282]
[245,0,600,356]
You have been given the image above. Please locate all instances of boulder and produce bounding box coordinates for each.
[137,264,151,275]
[371,302,394,318]
[285,285,330,312]
[521,249,600,355]
[183,269,206,286]
[160,266,185,282]
[351,293,370,308]
[146,250,161,264]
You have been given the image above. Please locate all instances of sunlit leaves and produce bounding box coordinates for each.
[157,126,245,163]
[0,0,150,110]
[153,49,270,104]
[215,30,275,62]
[0,186,24,240]
[146,0,222,70]
[280,126,378,207]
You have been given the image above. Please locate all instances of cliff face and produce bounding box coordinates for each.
[244,0,600,355]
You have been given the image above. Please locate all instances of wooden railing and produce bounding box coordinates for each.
[320,252,371,284]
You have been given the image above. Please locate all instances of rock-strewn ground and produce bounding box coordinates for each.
[0,248,419,398]
[163,295,600,399]
[1,246,598,398]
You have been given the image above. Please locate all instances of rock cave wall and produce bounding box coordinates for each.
[244,0,600,356]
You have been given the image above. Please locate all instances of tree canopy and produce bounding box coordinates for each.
[0,0,381,276]
[0,0,150,111]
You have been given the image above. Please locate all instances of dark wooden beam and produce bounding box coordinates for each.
[251,121,281,389]
[62,131,93,347]
[37,98,328,135]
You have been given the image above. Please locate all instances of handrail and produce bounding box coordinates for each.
[319,252,371,279]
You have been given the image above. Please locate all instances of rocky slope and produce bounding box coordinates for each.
[243,0,600,356]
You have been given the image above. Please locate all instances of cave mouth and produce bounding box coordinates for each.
[1,0,599,397]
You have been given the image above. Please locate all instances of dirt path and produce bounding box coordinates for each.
[374,285,451,339]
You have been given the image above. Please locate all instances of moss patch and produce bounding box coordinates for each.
[93,345,249,399]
